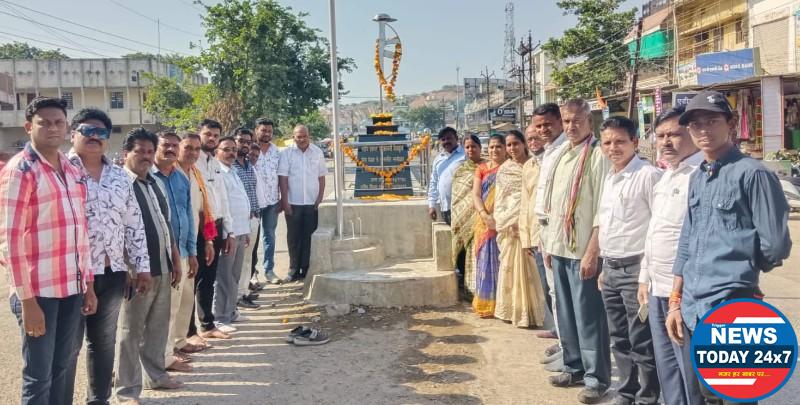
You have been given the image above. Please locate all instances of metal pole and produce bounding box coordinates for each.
[328,0,345,240]
[136,71,143,125]
[627,16,644,120]
[455,67,460,131]
[378,22,386,112]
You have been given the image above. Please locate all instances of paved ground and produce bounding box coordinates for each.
[0,197,798,404]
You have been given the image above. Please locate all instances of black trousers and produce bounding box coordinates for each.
[286,205,318,279]
[600,261,659,404]
[441,210,451,225]
[251,222,261,278]
[194,219,222,331]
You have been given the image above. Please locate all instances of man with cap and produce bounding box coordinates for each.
[665,90,792,405]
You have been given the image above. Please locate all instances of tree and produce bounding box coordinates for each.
[542,0,635,99]
[143,75,221,131]
[194,0,355,126]
[400,105,445,130]
[280,110,330,140]
[0,42,69,59]
[122,52,189,67]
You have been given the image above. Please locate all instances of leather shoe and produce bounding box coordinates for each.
[549,372,585,387]
[577,387,608,404]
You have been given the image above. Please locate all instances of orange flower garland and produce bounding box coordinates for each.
[374,40,402,102]
[340,135,430,188]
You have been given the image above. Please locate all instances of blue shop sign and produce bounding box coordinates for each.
[696,48,760,86]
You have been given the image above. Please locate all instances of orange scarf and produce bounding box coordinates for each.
[189,164,218,241]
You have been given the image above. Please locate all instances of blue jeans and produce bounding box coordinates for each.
[551,255,611,390]
[260,203,279,276]
[11,293,83,405]
[533,248,555,332]
[649,295,704,405]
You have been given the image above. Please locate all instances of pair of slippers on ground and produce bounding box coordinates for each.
[286,325,330,346]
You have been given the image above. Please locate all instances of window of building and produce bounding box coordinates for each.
[712,27,724,52]
[62,91,73,109]
[110,91,124,109]
[735,20,745,44]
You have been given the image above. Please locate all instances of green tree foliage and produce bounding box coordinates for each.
[194,0,355,126]
[0,42,69,59]
[280,110,331,141]
[543,0,635,99]
[400,105,445,130]
[143,75,217,131]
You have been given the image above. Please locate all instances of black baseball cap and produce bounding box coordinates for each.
[678,90,734,125]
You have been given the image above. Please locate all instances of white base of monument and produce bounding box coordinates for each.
[304,199,458,307]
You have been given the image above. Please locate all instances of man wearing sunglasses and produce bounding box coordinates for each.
[666,91,792,405]
[66,108,152,404]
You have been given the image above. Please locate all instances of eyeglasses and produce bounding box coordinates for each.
[76,124,110,140]
[687,118,726,131]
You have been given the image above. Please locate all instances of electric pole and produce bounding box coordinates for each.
[481,66,495,131]
[455,66,460,131]
[627,16,644,120]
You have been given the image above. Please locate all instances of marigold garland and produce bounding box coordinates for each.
[374,40,402,102]
[373,121,395,127]
[370,112,393,119]
[340,135,430,188]
[373,130,399,135]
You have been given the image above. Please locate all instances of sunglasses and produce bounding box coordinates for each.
[76,124,111,140]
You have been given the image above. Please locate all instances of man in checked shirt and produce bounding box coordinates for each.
[0,97,97,405]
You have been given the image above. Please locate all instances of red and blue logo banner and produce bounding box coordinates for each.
[692,299,798,402]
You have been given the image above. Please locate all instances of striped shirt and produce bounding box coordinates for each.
[233,158,259,216]
[0,143,93,300]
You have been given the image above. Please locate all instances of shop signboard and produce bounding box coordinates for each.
[673,91,699,107]
[655,87,663,117]
[523,100,535,116]
[677,61,698,86]
[695,48,761,86]
[489,107,517,123]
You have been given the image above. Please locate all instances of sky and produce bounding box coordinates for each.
[1,0,639,104]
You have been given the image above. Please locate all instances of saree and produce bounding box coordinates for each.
[450,158,484,296]
[472,162,501,318]
[493,159,546,328]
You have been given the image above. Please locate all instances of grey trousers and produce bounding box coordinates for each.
[114,274,172,401]
[213,234,247,324]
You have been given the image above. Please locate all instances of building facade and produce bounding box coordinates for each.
[0,58,207,155]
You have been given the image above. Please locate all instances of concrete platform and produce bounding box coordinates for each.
[306,259,458,307]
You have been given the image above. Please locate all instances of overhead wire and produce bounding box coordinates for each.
[0,30,110,57]
[0,0,192,56]
[107,0,203,38]
[0,2,98,57]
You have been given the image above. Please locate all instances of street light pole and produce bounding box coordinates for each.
[328,0,344,240]
[455,66,460,131]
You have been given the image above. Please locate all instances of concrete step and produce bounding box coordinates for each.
[305,259,457,307]
[331,237,385,271]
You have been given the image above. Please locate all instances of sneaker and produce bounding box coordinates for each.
[232,315,250,323]
[293,328,330,346]
[237,297,260,310]
[265,272,281,285]
[249,281,265,292]
[246,292,260,301]
[216,323,237,333]
[285,325,311,343]
[282,275,296,284]
[549,372,585,387]
[577,387,608,404]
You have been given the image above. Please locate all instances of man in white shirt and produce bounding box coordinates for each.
[531,103,567,343]
[253,118,281,285]
[638,106,705,405]
[194,119,234,339]
[597,116,662,405]
[278,125,327,282]
[212,137,252,333]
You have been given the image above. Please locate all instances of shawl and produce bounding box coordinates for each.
[450,158,484,266]
[191,164,218,241]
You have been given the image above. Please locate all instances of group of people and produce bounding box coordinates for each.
[0,96,328,405]
[430,92,792,405]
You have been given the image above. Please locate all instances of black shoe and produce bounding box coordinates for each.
[549,372,584,388]
[237,297,260,309]
[611,395,632,405]
[246,292,259,301]
[577,387,607,404]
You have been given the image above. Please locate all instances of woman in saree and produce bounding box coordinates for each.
[450,135,486,300]
[493,130,546,328]
[471,134,507,317]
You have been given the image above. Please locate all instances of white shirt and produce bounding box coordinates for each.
[640,152,704,297]
[277,144,327,205]
[533,133,567,219]
[219,163,252,236]
[598,155,663,258]
[255,143,281,208]
[196,151,233,235]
